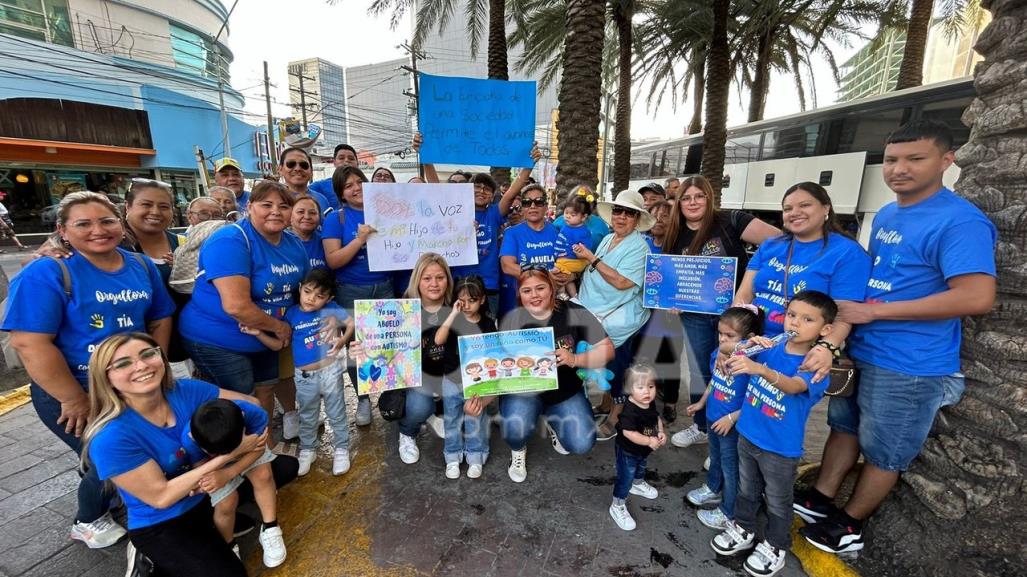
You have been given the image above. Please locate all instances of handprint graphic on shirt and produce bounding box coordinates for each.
[89,314,104,329]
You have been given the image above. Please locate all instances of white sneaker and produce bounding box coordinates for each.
[258,525,287,568]
[467,464,483,479]
[508,448,527,483]
[332,448,351,475]
[446,462,460,479]
[297,449,316,476]
[356,397,372,426]
[744,540,786,577]
[671,423,708,448]
[398,433,419,464]
[231,543,241,559]
[426,414,446,439]
[70,512,126,549]
[282,410,300,440]
[687,484,722,506]
[545,421,569,455]
[711,521,755,556]
[629,480,659,500]
[609,503,636,531]
[703,455,711,471]
[698,507,731,530]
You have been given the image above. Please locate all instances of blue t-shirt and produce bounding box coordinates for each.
[300,232,328,270]
[236,190,250,214]
[180,221,309,353]
[284,302,350,368]
[2,249,176,386]
[452,204,505,290]
[498,222,559,315]
[706,349,749,424]
[89,379,219,530]
[307,178,341,212]
[748,233,871,335]
[554,223,593,258]
[322,205,390,286]
[737,345,826,458]
[849,189,997,376]
[181,399,268,464]
[553,213,610,250]
[643,234,661,253]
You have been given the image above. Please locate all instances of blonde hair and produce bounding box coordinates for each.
[404,252,453,305]
[624,361,658,393]
[80,333,174,472]
[57,191,120,225]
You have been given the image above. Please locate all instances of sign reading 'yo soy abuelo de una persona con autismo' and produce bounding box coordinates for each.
[363,182,478,272]
[642,254,737,315]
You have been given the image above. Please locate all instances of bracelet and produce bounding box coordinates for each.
[728,413,735,423]
[814,340,841,357]
[769,369,781,386]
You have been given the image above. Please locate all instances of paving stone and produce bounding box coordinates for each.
[0,432,55,462]
[0,507,74,575]
[0,469,78,521]
[0,453,44,482]
[17,540,111,577]
[0,453,76,493]
[0,409,36,436]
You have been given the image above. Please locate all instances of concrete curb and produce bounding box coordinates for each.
[0,384,30,416]
[791,462,861,577]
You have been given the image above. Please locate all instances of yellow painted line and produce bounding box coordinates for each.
[791,462,861,577]
[0,385,30,416]
[247,424,418,577]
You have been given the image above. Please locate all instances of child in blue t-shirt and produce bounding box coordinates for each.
[711,291,835,577]
[183,398,285,568]
[242,269,353,478]
[554,196,594,277]
[685,305,763,531]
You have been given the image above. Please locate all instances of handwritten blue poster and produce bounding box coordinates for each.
[418,73,536,167]
[643,255,737,315]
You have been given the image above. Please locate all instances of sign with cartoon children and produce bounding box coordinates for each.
[353,299,422,395]
[457,328,558,398]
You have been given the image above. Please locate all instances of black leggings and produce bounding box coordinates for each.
[632,315,684,405]
[129,500,247,577]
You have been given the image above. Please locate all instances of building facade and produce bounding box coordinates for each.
[0,0,263,232]
[287,57,347,153]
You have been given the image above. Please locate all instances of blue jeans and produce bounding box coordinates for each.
[442,376,490,465]
[398,384,436,438]
[736,436,798,550]
[294,361,349,451]
[827,361,965,472]
[180,339,279,394]
[680,312,718,432]
[498,391,596,454]
[31,385,115,523]
[707,427,740,518]
[335,280,394,400]
[607,334,639,403]
[613,445,648,500]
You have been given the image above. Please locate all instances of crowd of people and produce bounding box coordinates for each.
[0,119,996,577]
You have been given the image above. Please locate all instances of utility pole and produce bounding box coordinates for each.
[195,146,211,190]
[211,0,239,160]
[288,64,317,131]
[400,42,427,178]
[264,60,277,172]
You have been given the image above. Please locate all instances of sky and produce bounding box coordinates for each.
[227,0,866,142]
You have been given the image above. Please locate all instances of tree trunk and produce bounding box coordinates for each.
[895,0,934,89]
[555,0,606,204]
[687,49,705,135]
[859,1,1027,576]
[700,0,731,206]
[612,1,633,193]
[747,28,774,123]
[488,0,512,186]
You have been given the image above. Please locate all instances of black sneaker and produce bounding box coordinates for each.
[792,487,838,524]
[800,519,864,554]
[233,514,256,538]
[125,541,154,577]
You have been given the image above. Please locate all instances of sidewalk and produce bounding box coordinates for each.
[0,393,823,577]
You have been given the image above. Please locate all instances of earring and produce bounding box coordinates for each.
[824,214,829,221]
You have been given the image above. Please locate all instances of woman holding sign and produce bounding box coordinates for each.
[664,176,779,449]
[323,165,393,426]
[478,269,613,483]
[734,182,870,376]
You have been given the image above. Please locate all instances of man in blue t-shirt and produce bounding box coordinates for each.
[796,120,997,555]
[308,144,357,212]
[214,158,250,214]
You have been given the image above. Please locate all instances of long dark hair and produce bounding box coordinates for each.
[666,175,718,255]
[780,182,848,247]
[332,165,368,205]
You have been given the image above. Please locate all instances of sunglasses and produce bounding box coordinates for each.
[521,198,547,207]
[284,160,311,170]
[611,206,639,217]
[520,264,551,273]
[107,346,162,372]
[509,205,522,213]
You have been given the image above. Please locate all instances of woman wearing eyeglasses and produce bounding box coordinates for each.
[278,148,333,216]
[3,192,176,549]
[573,190,656,439]
[83,332,257,577]
[663,175,779,449]
[371,167,397,183]
[498,184,560,318]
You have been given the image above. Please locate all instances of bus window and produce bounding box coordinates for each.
[834,108,907,163]
[631,150,655,180]
[919,98,973,148]
[761,123,822,160]
[725,134,761,165]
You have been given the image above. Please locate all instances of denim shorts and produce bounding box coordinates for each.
[181,339,279,394]
[827,360,965,472]
[208,448,276,506]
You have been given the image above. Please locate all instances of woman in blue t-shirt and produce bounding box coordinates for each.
[735,182,871,379]
[84,332,258,577]
[323,165,393,425]
[180,180,309,416]
[498,184,562,317]
[3,191,176,549]
[122,178,183,284]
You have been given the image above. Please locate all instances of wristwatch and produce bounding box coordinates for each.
[589,256,603,271]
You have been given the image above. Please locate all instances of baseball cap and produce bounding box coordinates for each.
[214,158,242,173]
[638,182,666,196]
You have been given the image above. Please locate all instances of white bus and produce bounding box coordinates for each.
[626,78,975,245]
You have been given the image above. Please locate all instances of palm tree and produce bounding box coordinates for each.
[858,1,1027,574]
[610,0,633,192]
[700,0,732,203]
[894,0,933,88]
